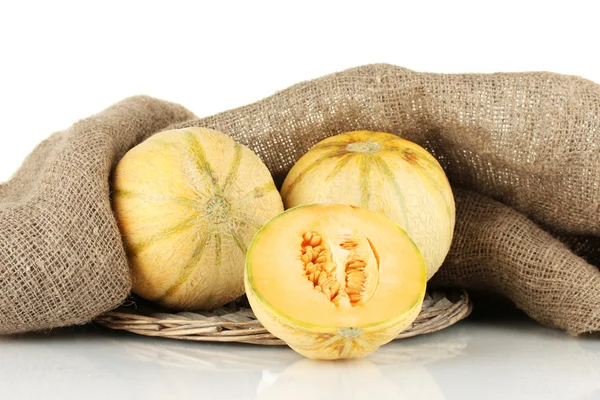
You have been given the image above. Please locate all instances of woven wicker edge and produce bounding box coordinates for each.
[94,290,472,345]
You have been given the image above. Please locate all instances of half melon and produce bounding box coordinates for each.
[245,204,426,360]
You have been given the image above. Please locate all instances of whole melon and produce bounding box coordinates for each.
[112,127,284,310]
[280,130,455,280]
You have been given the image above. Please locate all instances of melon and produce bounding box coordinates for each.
[280,130,455,280]
[245,203,427,360]
[112,127,284,310]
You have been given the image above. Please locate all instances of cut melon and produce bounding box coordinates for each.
[280,130,455,280]
[245,204,426,360]
[112,127,284,310]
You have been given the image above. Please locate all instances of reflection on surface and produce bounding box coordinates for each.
[253,325,470,400]
[104,335,300,371]
[256,358,444,400]
[369,326,470,365]
[1,317,600,400]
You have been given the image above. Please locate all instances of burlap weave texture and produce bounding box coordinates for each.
[1,64,598,335]
[0,96,194,334]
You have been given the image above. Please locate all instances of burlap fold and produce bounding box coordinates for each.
[172,64,600,335]
[0,96,195,334]
[1,63,598,335]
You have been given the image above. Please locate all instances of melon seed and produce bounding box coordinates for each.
[310,235,322,247]
[300,230,377,306]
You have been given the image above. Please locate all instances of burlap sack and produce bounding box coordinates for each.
[171,64,600,335]
[0,96,195,334]
[1,63,598,335]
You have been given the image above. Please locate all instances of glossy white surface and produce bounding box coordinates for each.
[2,311,599,400]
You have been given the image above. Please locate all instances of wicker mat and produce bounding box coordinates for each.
[94,289,471,345]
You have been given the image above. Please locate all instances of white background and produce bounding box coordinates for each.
[2,3,600,399]
[1,0,599,182]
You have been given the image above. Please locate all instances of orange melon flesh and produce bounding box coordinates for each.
[246,204,426,334]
